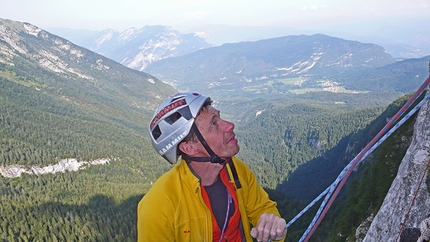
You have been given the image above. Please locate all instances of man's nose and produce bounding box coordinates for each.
[222,120,235,131]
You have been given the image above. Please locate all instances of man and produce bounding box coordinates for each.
[138,92,287,242]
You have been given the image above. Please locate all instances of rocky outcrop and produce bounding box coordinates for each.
[363,91,430,241]
[0,158,110,178]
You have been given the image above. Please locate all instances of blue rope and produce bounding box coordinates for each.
[297,93,430,241]
[286,77,430,241]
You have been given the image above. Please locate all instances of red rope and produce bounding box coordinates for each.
[396,157,430,242]
[302,74,430,241]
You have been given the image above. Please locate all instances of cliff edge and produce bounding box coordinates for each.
[363,90,430,241]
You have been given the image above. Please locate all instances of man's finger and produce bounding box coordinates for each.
[250,227,258,238]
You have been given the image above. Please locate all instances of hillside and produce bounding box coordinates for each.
[0,18,178,241]
[0,19,174,112]
[231,101,386,192]
[332,55,430,93]
[0,18,176,167]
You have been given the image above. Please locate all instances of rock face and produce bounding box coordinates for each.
[363,91,430,241]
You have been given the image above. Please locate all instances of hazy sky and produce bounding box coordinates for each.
[1,0,429,35]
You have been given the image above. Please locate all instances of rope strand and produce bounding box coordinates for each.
[290,74,430,241]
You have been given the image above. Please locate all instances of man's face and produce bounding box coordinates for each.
[193,105,240,158]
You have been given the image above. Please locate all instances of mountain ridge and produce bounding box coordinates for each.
[143,33,396,98]
[72,25,212,71]
[48,18,430,59]
[0,18,175,113]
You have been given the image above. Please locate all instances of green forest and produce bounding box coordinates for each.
[0,78,169,241]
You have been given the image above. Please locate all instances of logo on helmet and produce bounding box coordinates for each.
[150,99,187,129]
[158,130,188,155]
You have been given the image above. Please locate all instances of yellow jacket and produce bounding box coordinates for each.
[137,156,284,241]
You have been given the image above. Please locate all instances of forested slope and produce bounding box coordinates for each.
[0,19,176,241]
[233,101,387,194]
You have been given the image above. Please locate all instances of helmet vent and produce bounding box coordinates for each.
[152,125,162,140]
[165,112,182,125]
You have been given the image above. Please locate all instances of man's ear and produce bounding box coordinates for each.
[179,141,198,156]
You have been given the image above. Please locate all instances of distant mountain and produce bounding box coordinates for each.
[0,18,176,167]
[53,25,213,71]
[143,34,396,98]
[48,26,429,100]
[335,55,430,93]
[178,19,430,59]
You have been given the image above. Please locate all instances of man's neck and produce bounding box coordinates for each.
[188,161,225,186]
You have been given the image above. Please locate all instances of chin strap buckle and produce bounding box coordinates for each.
[210,155,225,164]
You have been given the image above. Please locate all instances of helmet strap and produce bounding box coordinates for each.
[182,123,225,163]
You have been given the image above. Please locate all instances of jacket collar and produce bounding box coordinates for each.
[178,158,202,193]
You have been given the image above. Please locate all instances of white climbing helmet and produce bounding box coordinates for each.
[149,92,210,164]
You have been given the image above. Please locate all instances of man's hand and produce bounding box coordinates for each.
[250,213,287,242]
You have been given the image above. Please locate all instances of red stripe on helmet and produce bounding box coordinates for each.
[150,99,187,130]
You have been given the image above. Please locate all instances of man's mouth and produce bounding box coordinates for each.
[227,135,237,144]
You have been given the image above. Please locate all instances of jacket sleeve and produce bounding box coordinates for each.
[137,182,175,241]
[231,157,284,241]
[240,160,280,224]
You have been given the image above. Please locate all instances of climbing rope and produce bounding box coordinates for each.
[395,157,430,242]
[287,92,430,228]
[301,76,430,241]
[285,73,430,241]
[300,92,430,242]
